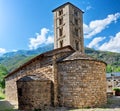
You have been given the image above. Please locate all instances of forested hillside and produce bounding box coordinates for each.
[85,47,120,72]
[0,64,8,89]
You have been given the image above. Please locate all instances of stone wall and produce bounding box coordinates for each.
[5,48,73,103]
[17,80,52,110]
[57,59,107,108]
[5,56,53,102]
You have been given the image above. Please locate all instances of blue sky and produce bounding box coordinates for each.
[0,0,120,54]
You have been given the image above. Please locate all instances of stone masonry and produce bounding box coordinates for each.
[57,52,107,108]
[17,76,52,110]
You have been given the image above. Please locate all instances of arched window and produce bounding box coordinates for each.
[59,28,63,36]
[75,41,79,50]
[75,28,78,36]
[60,40,63,48]
[59,9,63,16]
[74,9,78,16]
[59,17,63,25]
[74,18,78,25]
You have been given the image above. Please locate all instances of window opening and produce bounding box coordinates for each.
[59,18,63,25]
[60,40,63,48]
[75,41,79,50]
[74,10,78,16]
[75,28,78,36]
[59,9,63,16]
[59,28,63,36]
[75,18,78,25]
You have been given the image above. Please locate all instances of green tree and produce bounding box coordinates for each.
[0,64,8,89]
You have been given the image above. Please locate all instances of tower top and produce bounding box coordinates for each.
[52,2,84,13]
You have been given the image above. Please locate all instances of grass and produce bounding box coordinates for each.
[0,91,5,99]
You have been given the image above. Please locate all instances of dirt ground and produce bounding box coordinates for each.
[0,96,120,111]
[0,99,18,111]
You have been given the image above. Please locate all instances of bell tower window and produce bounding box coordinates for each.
[75,41,79,50]
[74,10,78,16]
[59,9,63,16]
[59,28,63,36]
[60,40,63,48]
[75,18,78,25]
[59,18,63,25]
[75,28,78,36]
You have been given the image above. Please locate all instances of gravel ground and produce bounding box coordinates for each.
[0,96,120,111]
[53,96,120,111]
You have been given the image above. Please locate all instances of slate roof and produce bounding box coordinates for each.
[52,2,84,13]
[17,75,40,82]
[17,75,51,82]
[59,51,107,65]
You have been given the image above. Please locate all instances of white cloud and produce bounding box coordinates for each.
[99,32,120,52]
[29,28,54,50]
[84,13,120,38]
[0,48,6,54]
[87,37,106,48]
[46,36,54,44]
[83,24,92,34]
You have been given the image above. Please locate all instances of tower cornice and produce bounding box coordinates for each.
[52,2,84,13]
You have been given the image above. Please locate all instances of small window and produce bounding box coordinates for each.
[59,28,63,36]
[75,28,78,36]
[74,10,78,16]
[75,41,79,50]
[59,9,63,16]
[75,18,78,25]
[60,40,63,48]
[59,18,63,25]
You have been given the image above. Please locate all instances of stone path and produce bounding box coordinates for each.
[0,96,120,111]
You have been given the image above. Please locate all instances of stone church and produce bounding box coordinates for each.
[5,2,107,110]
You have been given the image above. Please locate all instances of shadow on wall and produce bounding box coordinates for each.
[0,100,17,110]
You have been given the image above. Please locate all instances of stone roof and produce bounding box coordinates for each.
[61,51,93,61]
[59,51,107,65]
[17,75,51,82]
[17,75,40,82]
[52,2,84,13]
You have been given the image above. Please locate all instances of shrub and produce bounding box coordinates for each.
[113,88,120,92]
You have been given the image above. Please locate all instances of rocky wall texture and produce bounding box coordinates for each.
[17,80,52,110]
[57,59,107,108]
[5,61,53,102]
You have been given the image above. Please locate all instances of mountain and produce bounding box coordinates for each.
[85,47,120,72]
[2,44,54,58]
[0,44,54,72]
[0,44,120,73]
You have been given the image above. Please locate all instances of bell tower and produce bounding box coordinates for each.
[52,2,84,53]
